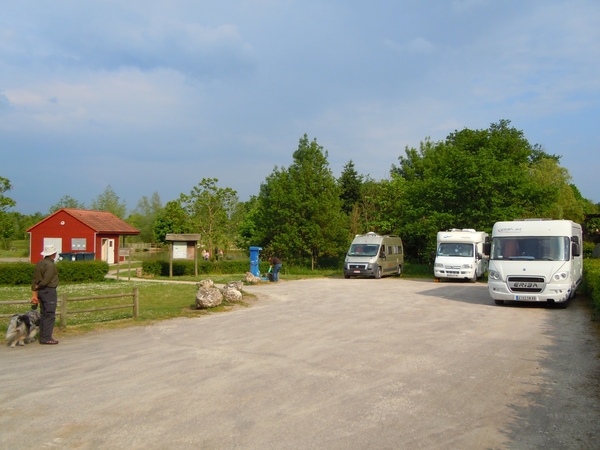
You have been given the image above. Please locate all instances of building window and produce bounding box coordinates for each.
[72,238,86,250]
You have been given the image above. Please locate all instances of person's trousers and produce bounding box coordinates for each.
[273,264,282,281]
[38,287,57,342]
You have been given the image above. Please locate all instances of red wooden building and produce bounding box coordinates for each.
[27,208,140,264]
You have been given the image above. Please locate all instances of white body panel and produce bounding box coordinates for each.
[434,230,489,282]
[487,219,583,305]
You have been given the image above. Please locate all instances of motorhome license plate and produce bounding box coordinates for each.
[353,270,360,273]
[515,295,537,301]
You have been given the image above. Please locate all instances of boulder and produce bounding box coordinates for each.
[196,287,223,309]
[225,280,244,291]
[244,272,262,284]
[196,279,214,289]
[223,288,243,302]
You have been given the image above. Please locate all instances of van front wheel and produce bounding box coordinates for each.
[396,265,402,277]
[375,267,382,279]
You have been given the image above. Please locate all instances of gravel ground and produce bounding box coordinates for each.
[1,277,599,449]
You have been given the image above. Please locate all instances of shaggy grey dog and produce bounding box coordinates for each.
[6,310,40,348]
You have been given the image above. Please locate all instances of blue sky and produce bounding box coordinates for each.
[2,0,599,215]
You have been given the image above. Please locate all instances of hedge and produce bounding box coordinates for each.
[0,261,109,285]
[581,259,600,319]
[142,260,271,277]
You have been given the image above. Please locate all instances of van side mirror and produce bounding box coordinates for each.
[572,242,581,257]
[483,242,491,256]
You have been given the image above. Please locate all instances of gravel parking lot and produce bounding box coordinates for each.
[1,278,599,449]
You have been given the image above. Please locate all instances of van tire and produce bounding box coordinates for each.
[375,267,382,279]
[344,274,350,279]
[396,265,402,277]
[469,273,477,283]
[494,300,504,306]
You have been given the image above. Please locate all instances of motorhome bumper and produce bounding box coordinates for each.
[434,268,476,279]
[488,281,571,303]
[344,264,377,277]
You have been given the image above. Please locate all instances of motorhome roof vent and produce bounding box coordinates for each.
[462,228,476,232]
[366,231,378,236]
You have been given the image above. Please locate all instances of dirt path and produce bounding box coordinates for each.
[1,278,599,449]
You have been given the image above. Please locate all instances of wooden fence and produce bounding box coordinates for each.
[0,288,139,328]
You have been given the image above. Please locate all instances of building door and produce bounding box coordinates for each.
[43,237,62,261]
[101,238,115,264]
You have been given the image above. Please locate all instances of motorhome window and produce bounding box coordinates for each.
[348,244,379,257]
[437,243,474,257]
[490,237,569,261]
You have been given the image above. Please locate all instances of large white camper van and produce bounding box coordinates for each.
[484,219,583,307]
[344,232,404,279]
[434,229,489,282]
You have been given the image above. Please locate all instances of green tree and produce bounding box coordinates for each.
[7,211,44,240]
[153,200,191,243]
[49,195,85,214]
[338,160,363,215]
[249,134,348,269]
[179,178,238,258]
[90,185,127,219]
[392,120,567,261]
[127,192,163,243]
[0,176,17,247]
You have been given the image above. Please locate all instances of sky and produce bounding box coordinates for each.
[1,0,599,215]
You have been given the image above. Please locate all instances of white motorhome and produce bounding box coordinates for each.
[434,229,489,282]
[344,232,404,279]
[484,219,583,307]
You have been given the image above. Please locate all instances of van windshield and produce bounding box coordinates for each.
[348,244,379,257]
[437,243,474,257]
[491,236,570,261]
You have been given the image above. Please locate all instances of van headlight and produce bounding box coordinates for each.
[488,270,501,280]
[553,271,568,281]
[462,264,473,269]
[434,263,443,268]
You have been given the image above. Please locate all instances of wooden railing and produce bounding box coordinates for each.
[0,288,139,328]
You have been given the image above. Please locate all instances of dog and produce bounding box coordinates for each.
[5,310,40,348]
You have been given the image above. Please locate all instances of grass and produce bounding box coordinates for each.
[0,239,28,258]
[0,277,256,339]
[1,262,436,341]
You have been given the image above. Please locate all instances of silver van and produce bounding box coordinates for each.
[344,232,404,279]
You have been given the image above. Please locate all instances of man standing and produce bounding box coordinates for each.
[268,256,283,282]
[31,245,59,345]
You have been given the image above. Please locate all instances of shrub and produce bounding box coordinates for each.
[0,262,35,285]
[142,259,270,276]
[56,261,109,283]
[0,261,109,285]
[581,259,600,320]
[583,242,596,259]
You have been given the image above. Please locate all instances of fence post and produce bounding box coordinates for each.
[60,293,68,329]
[133,287,139,319]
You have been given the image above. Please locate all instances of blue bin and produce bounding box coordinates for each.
[59,252,75,261]
[75,252,95,261]
[249,246,262,277]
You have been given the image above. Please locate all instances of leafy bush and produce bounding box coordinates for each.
[581,259,600,320]
[142,260,270,276]
[0,262,34,285]
[0,261,109,285]
[583,242,596,259]
[57,261,109,283]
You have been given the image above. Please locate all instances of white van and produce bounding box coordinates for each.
[344,232,404,279]
[484,219,583,307]
[434,229,489,282]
